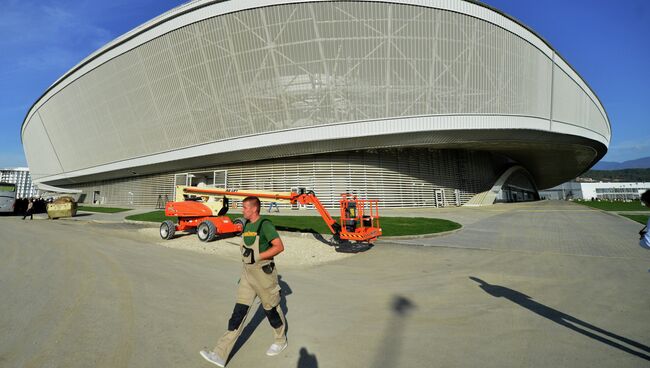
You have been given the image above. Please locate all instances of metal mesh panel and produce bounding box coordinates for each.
[70,173,174,207]
[33,2,566,173]
[552,65,608,136]
[21,113,62,180]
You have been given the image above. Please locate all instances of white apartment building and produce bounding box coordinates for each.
[0,167,37,199]
[540,182,650,201]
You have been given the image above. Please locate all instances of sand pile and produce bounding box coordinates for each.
[137,228,354,267]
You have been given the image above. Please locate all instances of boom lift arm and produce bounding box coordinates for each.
[183,186,344,234]
[162,185,382,248]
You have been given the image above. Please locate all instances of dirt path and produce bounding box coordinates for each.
[137,227,353,267]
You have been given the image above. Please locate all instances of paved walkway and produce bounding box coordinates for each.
[44,200,586,224]
[391,200,646,258]
[2,200,648,367]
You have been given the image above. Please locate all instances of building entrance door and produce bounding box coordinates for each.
[172,174,188,197]
[213,170,227,189]
[434,189,446,208]
[188,171,214,187]
[172,170,229,200]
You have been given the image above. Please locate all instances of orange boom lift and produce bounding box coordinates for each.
[160,186,381,252]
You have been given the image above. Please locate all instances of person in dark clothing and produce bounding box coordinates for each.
[639,190,650,250]
[22,198,34,220]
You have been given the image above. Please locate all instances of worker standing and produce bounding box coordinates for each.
[200,196,287,367]
[639,190,650,250]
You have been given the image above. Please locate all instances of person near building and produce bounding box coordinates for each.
[200,196,287,367]
[22,198,34,220]
[639,190,650,250]
[267,201,279,213]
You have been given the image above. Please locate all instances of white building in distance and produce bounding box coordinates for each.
[0,167,37,199]
[540,182,650,201]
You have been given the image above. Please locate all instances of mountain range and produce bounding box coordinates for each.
[592,156,650,170]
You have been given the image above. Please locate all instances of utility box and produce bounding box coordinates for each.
[47,196,78,219]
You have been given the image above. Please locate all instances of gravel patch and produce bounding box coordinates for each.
[137,228,354,267]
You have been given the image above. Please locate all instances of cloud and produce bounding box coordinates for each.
[604,136,650,162]
[614,139,650,151]
[16,47,87,72]
[0,1,114,73]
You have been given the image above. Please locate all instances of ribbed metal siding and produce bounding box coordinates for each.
[21,113,62,179]
[552,65,609,137]
[33,1,560,174]
[71,173,174,207]
[69,149,498,208]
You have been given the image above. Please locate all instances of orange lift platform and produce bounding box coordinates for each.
[160,185,381,253]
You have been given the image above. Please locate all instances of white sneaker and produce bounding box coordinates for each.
[266,341,288,356]
[199,349,226,367]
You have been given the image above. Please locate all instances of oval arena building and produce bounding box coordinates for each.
[21,0,610,208]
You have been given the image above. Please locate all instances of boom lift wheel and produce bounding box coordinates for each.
[160,220,176,240]
[233,218,246,235]
[197,220,217,242]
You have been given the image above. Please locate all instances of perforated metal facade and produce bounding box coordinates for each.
[22,0,610,207]
[67,149,499,208]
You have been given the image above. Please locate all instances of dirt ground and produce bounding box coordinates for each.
[138,227,354,267]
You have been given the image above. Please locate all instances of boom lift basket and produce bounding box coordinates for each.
[339,193,381,242]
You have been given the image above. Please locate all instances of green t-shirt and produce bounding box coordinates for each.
[242,218,280,253]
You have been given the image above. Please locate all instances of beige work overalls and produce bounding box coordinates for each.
[213,225,287,360]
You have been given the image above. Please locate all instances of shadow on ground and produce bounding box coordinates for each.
[469,277,650,362]
[370,295,417,368]
[297,347,318,367]
[274,226,333,246]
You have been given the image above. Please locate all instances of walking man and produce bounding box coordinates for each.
[200,196,287,367]
[22,198,34,220]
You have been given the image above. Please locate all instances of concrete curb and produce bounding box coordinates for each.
[581,204,648,225]
[380,226,463,241]
[124,219,160,227]
[59,217,133,225]
[119,219,461,242]
[609,211,648,226]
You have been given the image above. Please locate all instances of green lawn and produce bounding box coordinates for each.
[576,200,650,212]
[126,211,174,222]
[620,214,649,225]
[77,206,132,213]
[126,211,461,236]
